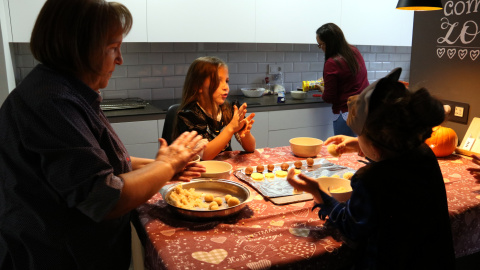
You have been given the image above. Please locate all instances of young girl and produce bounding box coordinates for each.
[287,68,455,269]
[174,56,256,160]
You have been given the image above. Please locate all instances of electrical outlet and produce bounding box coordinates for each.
[268,64,282,74]
[442,100,469,124]
[454,106,464,117]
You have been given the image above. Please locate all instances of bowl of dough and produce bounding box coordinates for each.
[316,177,353,202]
[198,160,233,179]
[241,88,265,98]
[290,90,307,100]
[289,137,323,157]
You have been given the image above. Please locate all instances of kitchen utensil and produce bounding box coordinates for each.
[198,160,233,179]
[289,137,323,157]
[241,88,264,98]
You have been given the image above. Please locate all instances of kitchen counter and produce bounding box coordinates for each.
[105,91,327,123]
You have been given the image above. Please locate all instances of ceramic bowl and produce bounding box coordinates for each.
[198,160,233,179]
[289,137,323,157]
[291,90,307,100]
[316,177,353,202]
[241,88,265,98]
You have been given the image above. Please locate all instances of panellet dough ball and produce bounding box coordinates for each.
[251,172,264,181]
[267,164,275,172]
[227,196,240,207]
[294,160,302,169]
[225,194,232,201]
[256,165,265,173]
[275,170,288,177]
[327,144,340,157]
[209,202,219,210]
[214,197,223,206]
[343,172,354,180]
[245,166,254,175]
[306,158,314,167]
[281,163,289,171]
[204,194,214,202]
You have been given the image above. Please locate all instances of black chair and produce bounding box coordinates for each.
[161,104,180,145]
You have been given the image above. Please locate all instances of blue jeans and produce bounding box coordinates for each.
[333,113,357,137]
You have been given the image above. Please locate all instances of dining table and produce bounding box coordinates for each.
[134,145,480,270]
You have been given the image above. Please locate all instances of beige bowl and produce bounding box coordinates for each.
[291,90,307,100]
[198,161,233,179]
[289,137,323,157]
[316,177,352,202]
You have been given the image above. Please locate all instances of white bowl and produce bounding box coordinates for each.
[198,161,233,179]
[291,90,307,100]
[241,88,264,98]
[316,177,352,202]
[289,137,323,157]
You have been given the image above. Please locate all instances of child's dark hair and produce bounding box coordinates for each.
[363,79,445,153]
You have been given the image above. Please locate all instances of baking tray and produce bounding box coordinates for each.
[234,158,356,205]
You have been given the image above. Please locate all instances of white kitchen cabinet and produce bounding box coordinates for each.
[267,107,333,147]
[255,0,342,44]
[146,0,256,42]
[231,111,269,151]
[6,0,146,42]
[111,120,159,159]
[340,0,414,46]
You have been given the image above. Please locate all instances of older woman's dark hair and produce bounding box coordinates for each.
[30,0,132,78]
[363,79,445,153]
[316,23,359,75]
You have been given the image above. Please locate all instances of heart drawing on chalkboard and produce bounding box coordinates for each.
[437,48,445,58]
[447,49,456,59]
[471,50,479,61]
[458,49,468,60]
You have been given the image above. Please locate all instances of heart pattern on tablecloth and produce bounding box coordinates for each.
[449,173,461,179]
[244,244,267,254]
[246,259,272,270]
[160,229,175,236]
[251,203,268,214]
[211,236,227,244]
[292,208,309,217]
[194,236,206,241]
[289,228,310,237]
[192,249,228,264]
[270,220,284,227]
[279,242,316,259]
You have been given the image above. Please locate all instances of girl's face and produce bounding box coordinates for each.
[200,66,229,107]
[358,134,381,162]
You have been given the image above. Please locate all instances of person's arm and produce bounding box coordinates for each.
[236,112,256,152]
[320,59,340,104]
[105,131,205,219]
[130,156,154,170]
[324,135,361,156]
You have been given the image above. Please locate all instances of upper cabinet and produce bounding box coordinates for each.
[146,0,256,42]
[6,0,414,46]
[340,0,413,46]
[255,0,342,44]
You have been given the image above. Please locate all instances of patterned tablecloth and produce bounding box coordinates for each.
[136,146,480,269]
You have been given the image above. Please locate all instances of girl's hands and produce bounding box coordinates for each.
[324,135,362,156]
[238,113,255,138]
[156,131,205,175]
[229,103,255,135]
[286,168,326,204]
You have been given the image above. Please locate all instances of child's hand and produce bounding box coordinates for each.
[325,135,361,156]
[286,168,324,204]
[238,113,255,138]
[229,103,248,133]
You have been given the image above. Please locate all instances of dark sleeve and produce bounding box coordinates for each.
[23,97,123,222]
[177,109,209,138]
[322,58,341,104]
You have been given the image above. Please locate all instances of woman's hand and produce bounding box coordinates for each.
[324,135,362,156]
[286,168,325,204]
[172,162,206,182]
[156,131,205,175]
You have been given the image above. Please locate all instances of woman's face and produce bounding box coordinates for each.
[88,33,124,92]
[200,66,230,107]
[316,35,326,52]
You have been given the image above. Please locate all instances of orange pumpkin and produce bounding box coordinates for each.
[425,126,458,157]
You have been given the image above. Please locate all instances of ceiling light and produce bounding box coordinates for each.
[396,0,443,10]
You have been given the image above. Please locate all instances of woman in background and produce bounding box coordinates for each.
[287,68,455,269]
[0,0,204,269]
[175,56,256,160]
[316,23,369,136]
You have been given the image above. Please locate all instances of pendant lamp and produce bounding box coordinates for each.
[396,0,443,10]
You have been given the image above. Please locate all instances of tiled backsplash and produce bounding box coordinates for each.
[13,43,411,101]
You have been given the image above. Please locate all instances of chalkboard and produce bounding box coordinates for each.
[410,0,480,140]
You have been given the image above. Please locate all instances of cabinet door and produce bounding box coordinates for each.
[231,111,269,151]
[146,0,256,42]
[256,0,342,44]
[340,0,413,46]
[8,0,45,42]
[111,120,159,158]
[117,0,147,42]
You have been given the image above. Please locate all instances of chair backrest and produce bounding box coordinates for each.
[161,104,180,145]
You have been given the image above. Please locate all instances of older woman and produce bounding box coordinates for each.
[0,0,204,269]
